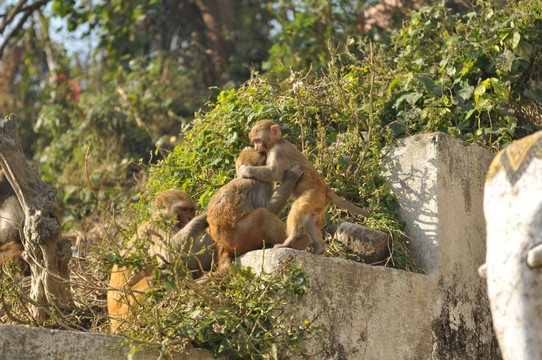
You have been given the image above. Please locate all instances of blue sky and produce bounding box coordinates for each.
[1,0,99,59]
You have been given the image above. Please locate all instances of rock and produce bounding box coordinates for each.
[334,221,390,263]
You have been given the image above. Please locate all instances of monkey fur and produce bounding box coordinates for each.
[207,148,310,273]
[239,119,370,255]
[0,169,26,272]
[107,189,215,333]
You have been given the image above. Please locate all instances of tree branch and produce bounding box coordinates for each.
[0,0,27,34]
[0,0,51,60]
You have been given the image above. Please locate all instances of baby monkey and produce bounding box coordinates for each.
[238,119,370,254]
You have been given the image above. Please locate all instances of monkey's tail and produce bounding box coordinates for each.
[327,190,370,217]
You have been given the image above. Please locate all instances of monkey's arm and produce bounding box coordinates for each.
[266,164,303,215]
[238,150,286,182]
[170,213,209,252]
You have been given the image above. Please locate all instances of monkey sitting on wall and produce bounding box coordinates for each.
[107,189,215,333]
[238,119,370,255]
[207,148,311,274]
[0,169,26,272]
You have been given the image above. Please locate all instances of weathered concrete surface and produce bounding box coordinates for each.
[484,130,542,360]
[0,324,215,360]
[240,132,500,359]
[241,249,434,359]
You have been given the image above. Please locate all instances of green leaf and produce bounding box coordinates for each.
[474,83,486,97]
[511,32,521,49]
[405,91,423,105]
[164,277,178,295]
[457,85,474,102]
[414,74,434,92]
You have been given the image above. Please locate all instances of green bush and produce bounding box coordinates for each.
[388,0,542,148]
[116,259,325,359]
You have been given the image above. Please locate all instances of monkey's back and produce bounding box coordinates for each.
[207,177,273,229]
[275,140,327,197]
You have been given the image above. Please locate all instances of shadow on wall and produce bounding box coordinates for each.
[382,144,439,273]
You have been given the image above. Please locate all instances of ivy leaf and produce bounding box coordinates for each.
[525,89,542,103]
[393,91,423,108]
[405,91,423,105]
[457,85,474,103]
[164,277,179,296]
[511,32,521,49]
[474,83,486,97]
[414,74,434,92]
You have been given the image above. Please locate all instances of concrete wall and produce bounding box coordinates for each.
[239,132,500,359]
[0,132,501,359]
[0,324,216,360]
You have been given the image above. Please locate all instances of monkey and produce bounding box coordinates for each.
[0,169,26,272]
[107,189,215,333]
[207,148,311,274]
[238,119,370,255]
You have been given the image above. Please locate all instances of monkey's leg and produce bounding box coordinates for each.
[0,241,25,268]
[107,266,150,333]
[304,212,327,254]
[186,233,216,278]
[216,246,234,275]
[284,191,327,254]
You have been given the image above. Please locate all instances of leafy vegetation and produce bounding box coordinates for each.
[1,0,542,358]
[389,0,542,148]
[113,259,325,359]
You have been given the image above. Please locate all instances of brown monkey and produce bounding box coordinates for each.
[107,189,215,333]
[238,119,370,255]
[207,148,311,273]
[0,169,26,271]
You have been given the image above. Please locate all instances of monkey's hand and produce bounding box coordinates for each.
[267,164,302,214]
[283,164,303,183]
[237,164,252,178]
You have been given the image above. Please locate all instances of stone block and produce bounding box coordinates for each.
[334,221,390,263]
[0,323,216,360]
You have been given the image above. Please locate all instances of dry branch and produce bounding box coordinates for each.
[0,113,71,322]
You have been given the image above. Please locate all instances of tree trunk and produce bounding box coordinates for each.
[0,113,71,322]
[192,0,238,86]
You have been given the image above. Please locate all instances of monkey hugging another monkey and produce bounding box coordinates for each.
[206,148,311,274]
[239,119,370,255]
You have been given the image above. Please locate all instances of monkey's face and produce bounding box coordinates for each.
[250,133,267,154]
[249,121,281,154]
[174,204,196,227]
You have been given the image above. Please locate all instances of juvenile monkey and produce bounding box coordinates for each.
[0,169,26,271]
[107,189,215,333]
[207,148,311,273]
[238,119,370,255]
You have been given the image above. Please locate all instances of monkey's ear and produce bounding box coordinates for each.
[155,195,165,209]
[270,124,281,139]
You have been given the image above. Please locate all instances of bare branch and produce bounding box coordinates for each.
[0,0,27,34]
[0,0,51,60]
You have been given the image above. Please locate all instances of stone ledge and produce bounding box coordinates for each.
[0,324,215,360]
